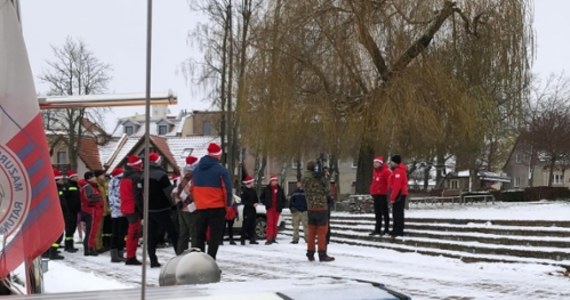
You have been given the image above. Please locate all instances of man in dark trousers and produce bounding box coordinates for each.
[369,156,392,236]
[260,175,286,245]
[388,155,408,237]
[145,152,179,267]
[239,176,259,245]
[191,142,233,260]
[44,168,65,260]
[63,169,81,253]
[120,155,143,265]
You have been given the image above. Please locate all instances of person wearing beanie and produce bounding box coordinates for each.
[120,155,144,265]
[259,175,286,245]
[191,142,233,260]
[80,170,104,256]
[63,170,81,253]
[388,154,408,238]
[108,167,127,263]
[142,152,178,267]
[302,161,334,262]
[239,176,259,245]
[172,155,198,254]
[369,156,392,236]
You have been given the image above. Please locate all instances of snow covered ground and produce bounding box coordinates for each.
[12,201,570,299]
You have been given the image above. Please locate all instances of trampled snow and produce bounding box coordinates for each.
[11,201,570,299]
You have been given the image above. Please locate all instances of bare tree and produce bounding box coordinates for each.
[521,74,570,186]
[40,37,112,170]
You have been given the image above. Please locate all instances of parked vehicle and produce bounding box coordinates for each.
[230,195,285,240]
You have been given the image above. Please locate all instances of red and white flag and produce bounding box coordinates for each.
[0,0,64,278]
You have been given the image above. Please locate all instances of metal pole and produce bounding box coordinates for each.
[141,0,153,298]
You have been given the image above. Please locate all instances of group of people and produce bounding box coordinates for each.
[48,143,408,266]
[369,155,409,238]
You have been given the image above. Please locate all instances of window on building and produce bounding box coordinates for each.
[515,153,521,163]
[203,121,212,136]
[554,174,564,185]
[514,177,521,187]
[57,151,67,164]
[125,126,134,135]
[352,159,358,168]
[158,125,168,135]
[450,180,459,189]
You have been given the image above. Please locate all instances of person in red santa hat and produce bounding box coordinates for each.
[190,142,232,260]
[369,155,392,236]
[108,167,127,263]
[120,155,143,265]
[239,175,259,245]
[259,175,286,245]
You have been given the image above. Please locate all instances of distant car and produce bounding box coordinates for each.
[229,195,285,240]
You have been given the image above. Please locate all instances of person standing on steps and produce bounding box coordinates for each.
[302,161,334,262]
[369,156,392,236]
[388,155,408,238]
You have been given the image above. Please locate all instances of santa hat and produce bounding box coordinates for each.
[53,168,63,180]
[207,142,222,156]
[185,155,198,165]
[127,155,142,166]
[67,169,79,178]
[149,152,161,163]
[111,167,124,177]
[373,156,384,164]
[269,175,278,182]
[243,176,254,184]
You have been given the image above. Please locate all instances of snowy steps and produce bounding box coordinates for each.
[281,214,570,268]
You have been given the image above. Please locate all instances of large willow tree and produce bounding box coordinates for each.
[234,0,534,193]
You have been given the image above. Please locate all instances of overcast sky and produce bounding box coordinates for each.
[19,0,568,131]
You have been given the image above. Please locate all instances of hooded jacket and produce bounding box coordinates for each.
[191,155,233,210]
[120,165,143,215]
[370,164,392,196]
[389,163,409,203]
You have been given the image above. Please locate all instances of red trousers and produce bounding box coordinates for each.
[88,206,103,249]
[126,219,141,259]
[307,224,328,253]
[266,207,280,241]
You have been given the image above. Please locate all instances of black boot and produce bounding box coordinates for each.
[125,257,142,266]
[110,249,122,263]
[229,238,236,245]
[318,251,335,262]
[150,260,161,268]
[64,239,78,253]
[49,248,64,260]
[306,250,315,262]
[117,250,126,262]
[85,248,99,256]
[250,240,259,244]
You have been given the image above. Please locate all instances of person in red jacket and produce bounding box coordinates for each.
[81,171,104,256]
[369,156,392,236]
[120,155,143,265]
[388,155,408,237]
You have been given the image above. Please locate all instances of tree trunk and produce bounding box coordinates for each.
[255,154,267,195]
[219,4,230,166]
[423,164,432,190]
[548,158,556,187]
[226,2,235,184]
[355,141,375,194]
[435,152,445,187]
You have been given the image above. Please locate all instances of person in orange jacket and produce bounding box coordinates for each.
[388,155,408,237]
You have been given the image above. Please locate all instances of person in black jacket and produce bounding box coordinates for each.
[239,176,259,245]
[146,152,178,268]
[63,170,81,253]
[289,181,308,244]
[259,175,286,245]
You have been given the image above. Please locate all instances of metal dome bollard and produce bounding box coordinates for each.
[159,248,221,286]
[175,248,221,285]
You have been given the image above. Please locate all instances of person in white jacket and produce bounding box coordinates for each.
[172,155,198,254]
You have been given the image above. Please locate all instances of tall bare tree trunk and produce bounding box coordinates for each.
[219,5,230,166]
[226,1,235,184]
[355,140,374,194]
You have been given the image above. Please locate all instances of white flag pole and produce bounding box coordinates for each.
[141,0,153,298]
